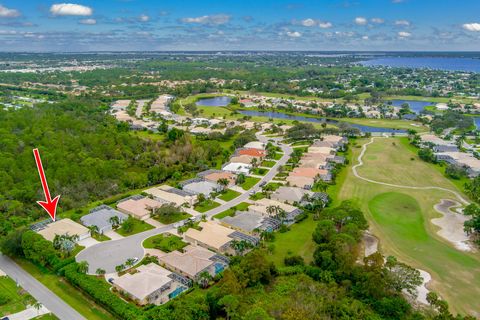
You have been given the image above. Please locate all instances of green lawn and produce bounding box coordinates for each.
[338,137,480,315]
[251,168,268,176]
[272,152,283,160]
[194,200,221,213]
[13,259,115,320]
[154,211,192,224]
[249,192,266,201]
[213,202,251,219]
[0,276,32,316]
[264,182,283,191]
[116,218,154,236]
[34,314,59,320]
[91,233,110,242]
[240,177,261,190]
[261,160,276,168]
[218,189,241,201]
[142,234,188,252]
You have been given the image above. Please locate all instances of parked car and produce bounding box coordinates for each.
[259,181,266,187]
[108,278,115,284]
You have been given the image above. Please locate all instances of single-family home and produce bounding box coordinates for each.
[229,155,257,165]
[220,212,281,234]
[117,196,163,220]
[238,148,266,158]
[37,218,90,242]
[144,185,197,207]
[199,171,236,187]
[113,263,186,305]
[222,162,252,175]
[286,176,315,189]
[181,179,222,196]
[158,245,227,280]
[291,168,332,181]
[243,141,265,150]
[247,198,303,224]
[81,205,128,234]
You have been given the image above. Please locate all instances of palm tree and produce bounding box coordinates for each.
[250,157,258,168]
[88,225,99,237]
[197,271,212,289]
[115,264,125,274]
[125,258,135,268]
[96,268,106,276]
[217,178,229,191]
[77,261,89,274]
[266,205,276,217]
[109,216,120,230]
[33,302,42,316]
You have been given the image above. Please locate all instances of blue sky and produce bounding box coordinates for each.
[0,0,479,51]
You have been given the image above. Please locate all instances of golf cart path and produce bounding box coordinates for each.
[352,137,470,205]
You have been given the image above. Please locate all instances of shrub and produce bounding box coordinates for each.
[0,292,11,305]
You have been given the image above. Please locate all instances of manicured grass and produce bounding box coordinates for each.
[264,182,283,191]
[14,259,115,320]
[218,189,241,201]
[261,160,276,168]
[154,211,191,224]
[251,168,268,176]
[213,202,251,219]
[143,234,187,252]
[336,117,429,132]
[0,276,31,316]
[267,214,316,266]
[240,177,261,190]
[91,233,110,242]
[338,137,480,315]
[34,314,59,320]
[249,192,266,201]
[272,152,283,160]
[290,140,312,146]
[194,200,221,213]
[116,218,154,236]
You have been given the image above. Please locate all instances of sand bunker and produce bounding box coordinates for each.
[432,199,472,252]
[415,269,432,305]
[363,232,379,257]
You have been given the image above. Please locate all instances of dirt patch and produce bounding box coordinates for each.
[432,199,472,252]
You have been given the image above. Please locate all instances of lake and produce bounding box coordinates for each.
[196,96,231,107]
[389,99,434,113]
[475,117,480,129]
[239,110,406,133]
[361,57,480,73]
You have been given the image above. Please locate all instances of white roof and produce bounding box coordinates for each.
[38,218,89,242]
[243,141,265,150]
[222,162,251,174]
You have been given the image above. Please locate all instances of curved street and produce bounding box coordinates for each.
[76,134,292,274]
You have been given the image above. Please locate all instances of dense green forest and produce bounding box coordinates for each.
[0,99,227,235]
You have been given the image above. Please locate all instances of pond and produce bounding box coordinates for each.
[474,117,480,129]
[239,110,406,133]
[388,99,434,114]
[195,96,231,107]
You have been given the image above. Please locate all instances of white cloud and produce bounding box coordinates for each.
[79,18,96,25]
[0,5,20,18]
[0,30,17,35]
[50,3,93,16]
[392,0,405,3]
[395,20,410,26]
[318,22,332,29]
[463,23,480,32]
[355,17,367,25]
[299,18,332,28]
[139,14,149,22]
[286,31,301,38]
[371,18,384,24]
[362,35,369,40]
[181,14,230,25]
[398,31,411,38]
[301,18,316,27]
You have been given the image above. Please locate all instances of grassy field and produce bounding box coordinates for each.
[218,189,241,201]
[116,218,155,236]
[194,200,221,213]
[91,233,110,242]
[0,276,31,316]
[338,137,480,315]
[240,177,261,190]
[251,168,268,176]
[213,202,251,219]
[14,259,115,320]
[142,234,187,252]
[337,117,429,132]
[261,160,276,168]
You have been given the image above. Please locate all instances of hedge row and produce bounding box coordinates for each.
[62,263,144,320]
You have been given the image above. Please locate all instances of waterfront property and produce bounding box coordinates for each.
[81,205,128,234]
[113,263,186,305]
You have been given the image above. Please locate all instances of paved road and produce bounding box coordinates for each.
[353,137,470,205]
[0,254,85,320]
[77,133,292,274]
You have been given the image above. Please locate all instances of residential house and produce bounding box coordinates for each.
[81,205,128,234]
[37,218,90,242]
[222,162,252,175]
[117,196,163,220]
[144,185,197,207]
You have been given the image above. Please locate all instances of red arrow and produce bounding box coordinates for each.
[33,148,60,221]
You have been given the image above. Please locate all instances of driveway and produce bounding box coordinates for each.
[76,133,292,274]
